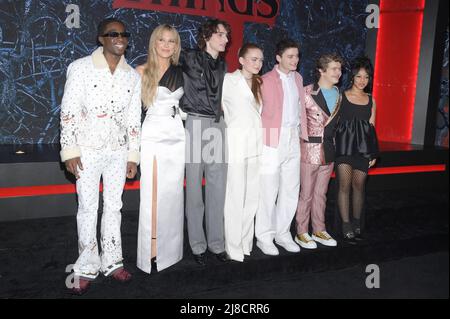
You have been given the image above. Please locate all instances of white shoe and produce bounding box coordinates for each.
[275,238,301,253]
[256,241,279,256]
[295,233,318,249]
[312,231,337,247]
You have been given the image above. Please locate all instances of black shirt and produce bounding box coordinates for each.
[179,49,227,120]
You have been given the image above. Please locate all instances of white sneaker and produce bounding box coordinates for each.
[256,241,279,256]
[275,237,301,253]
[295,233,318,249]
[312,231,337,247]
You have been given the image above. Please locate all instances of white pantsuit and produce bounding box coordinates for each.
[60,47,142,279]
[222,70,262,262]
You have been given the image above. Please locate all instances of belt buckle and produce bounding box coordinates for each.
[171,106,179,118]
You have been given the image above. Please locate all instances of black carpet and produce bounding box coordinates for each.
[187,252,449,299]
[0,188,448,299]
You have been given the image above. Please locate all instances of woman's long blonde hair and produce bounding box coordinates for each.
[141,24,181,108]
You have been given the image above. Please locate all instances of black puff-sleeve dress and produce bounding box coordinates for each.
[335,93,379,173]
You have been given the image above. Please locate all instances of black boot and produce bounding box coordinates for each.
[353,219,364,241]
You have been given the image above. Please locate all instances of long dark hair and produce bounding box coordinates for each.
[348,56,374,93]
[238,43,263,105]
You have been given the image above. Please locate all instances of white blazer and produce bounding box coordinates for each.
[60,47,142,163]
[222,70,263,162]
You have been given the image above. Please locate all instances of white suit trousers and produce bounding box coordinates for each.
[73,146,128,279]
[255,127,301,245]
[224,156,260,262]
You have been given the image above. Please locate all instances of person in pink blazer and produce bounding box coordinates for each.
[255,39,308,256]
[294,54,344,250]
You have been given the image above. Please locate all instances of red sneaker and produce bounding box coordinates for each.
[70,278,91,295]
[111,268,132,282]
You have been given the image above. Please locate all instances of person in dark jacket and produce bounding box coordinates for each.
[180,19,231,266]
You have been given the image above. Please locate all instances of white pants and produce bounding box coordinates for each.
[73,146,128,279]
[224,156,259,262]
[255,127,301,245]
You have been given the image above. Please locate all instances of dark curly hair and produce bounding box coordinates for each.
[197,19,231,51]
[348,56,374,93]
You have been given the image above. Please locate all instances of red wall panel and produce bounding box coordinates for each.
[373,0,425,143]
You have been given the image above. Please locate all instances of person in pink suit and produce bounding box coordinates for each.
[294,54,344,250]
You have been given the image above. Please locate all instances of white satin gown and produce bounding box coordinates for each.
[137,65,185,274]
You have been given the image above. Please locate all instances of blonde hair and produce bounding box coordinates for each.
[141,24,181,108]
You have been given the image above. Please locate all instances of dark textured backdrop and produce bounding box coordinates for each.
[0,0,369,144]
[435,26,449,147]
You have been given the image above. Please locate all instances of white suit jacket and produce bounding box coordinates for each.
[60,47,142,163]
[222,70,263,163]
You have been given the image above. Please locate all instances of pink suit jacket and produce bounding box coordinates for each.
[260,66,308,148]
[301,83,341,165]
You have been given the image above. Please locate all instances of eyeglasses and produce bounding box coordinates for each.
[101,31,131,38]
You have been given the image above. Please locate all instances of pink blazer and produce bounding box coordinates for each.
[301,83,341,165]
[260,66,308,148]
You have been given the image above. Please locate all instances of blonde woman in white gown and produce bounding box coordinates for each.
[136,25,185,274]
[222,43,264,262]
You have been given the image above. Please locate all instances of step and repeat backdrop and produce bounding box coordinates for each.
[0,0,369,144]
[435,26,449,148]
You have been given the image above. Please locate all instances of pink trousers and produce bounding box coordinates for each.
[296,162,334,235]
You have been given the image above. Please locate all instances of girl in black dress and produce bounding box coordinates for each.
[335,57,379,243]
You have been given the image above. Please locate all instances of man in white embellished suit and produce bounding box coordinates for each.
[60,18,141,295]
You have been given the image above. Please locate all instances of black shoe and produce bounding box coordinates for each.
[342,232,358,245]
[193,253,206,266]
[215,251,229,262]
[151,257,157,270]
[354,227,365,240]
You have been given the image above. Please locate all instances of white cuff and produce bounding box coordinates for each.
[127,151,140,165]
[60,146,81,162]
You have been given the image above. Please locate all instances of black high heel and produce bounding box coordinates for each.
[151,257,157,270]
[343,231,358,245]
[354,228,364,241]
[151,236,157,270]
